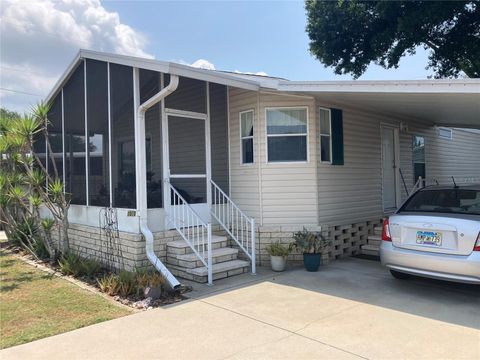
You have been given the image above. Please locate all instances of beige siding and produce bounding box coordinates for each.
[258,93,318,226]
[228,88,261,221]
[316,104,386,224]
[315,100,480,225]
[229,89,318,226]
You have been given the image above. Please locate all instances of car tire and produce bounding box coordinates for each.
[390,269,411,280]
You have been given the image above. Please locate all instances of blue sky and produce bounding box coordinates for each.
[1,0,432,113]
[102,0,431,81]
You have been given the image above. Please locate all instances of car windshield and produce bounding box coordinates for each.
[399,188,480,215]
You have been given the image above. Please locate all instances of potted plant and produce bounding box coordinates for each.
[289,228,328,272]
[265,241,290,272]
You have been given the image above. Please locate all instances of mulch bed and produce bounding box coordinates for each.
[1,243,191,310]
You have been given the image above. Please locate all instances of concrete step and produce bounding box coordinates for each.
[361,244,380,257]
[167,235,228,255]
[367,235,382,247]
[169,259,251,283]
[166,247,239,269]
[374,226,382,236]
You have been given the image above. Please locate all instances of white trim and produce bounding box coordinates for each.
[61,88,65,193]
[318,107,332,164]
[380,123,401,211]
[205,81,212,223]
[277,79,480,94]
[164,108,207,120]
[84,59,89,206]
[438,127,453,140]
[264,106,309,164]
[46,49,259,104]
[239,109,255,165]
[227,86,231,196]
[107,62,113,207]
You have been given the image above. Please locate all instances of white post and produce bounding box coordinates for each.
[251,218,256,275]
[207,222,213,285]
[205,82,212,218]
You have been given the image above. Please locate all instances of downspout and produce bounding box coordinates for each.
[133,69,180,289]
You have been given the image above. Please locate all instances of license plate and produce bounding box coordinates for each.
[416,231,442,246]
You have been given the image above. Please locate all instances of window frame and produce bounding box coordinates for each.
[239,109,255,165]
[318,107,332,164]
[265,106,309,164]
[438,127,453,140]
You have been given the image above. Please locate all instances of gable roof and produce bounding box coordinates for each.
[46,50,480,128]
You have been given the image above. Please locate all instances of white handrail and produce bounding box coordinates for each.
[411,176,425,194]
[210,180,256,274]
[166,180,212,285]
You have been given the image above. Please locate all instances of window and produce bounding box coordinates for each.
[399,189,480,215]
[319,108,331,162]
[412,135,426,182]
[240,110,254,164]
[63,62,86,205]
[266,108,307,162]
[438,127,452,139]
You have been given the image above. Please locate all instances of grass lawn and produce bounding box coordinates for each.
[0,250,132,349]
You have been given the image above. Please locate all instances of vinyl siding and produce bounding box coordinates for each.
[259,93,317,225]
[228,88,261,221]
[229,88,479,228]
[315,100,480,225]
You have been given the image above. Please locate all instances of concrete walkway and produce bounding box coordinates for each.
[1,258,479,359]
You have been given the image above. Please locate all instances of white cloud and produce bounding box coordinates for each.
[190,59,216,71]
[0,0,153,113]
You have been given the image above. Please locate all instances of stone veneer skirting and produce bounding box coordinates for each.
[53,219,382,272]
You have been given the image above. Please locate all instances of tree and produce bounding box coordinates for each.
[0,103,71,260]
[305,1,480,78]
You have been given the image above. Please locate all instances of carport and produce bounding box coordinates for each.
[276,79,480,129]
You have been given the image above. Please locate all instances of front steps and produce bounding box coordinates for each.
[166,234,250,283]
[360,226,382,257]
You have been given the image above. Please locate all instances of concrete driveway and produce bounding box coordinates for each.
[1,258,479,359]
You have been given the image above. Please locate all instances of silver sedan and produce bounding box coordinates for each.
[381,185,480,284]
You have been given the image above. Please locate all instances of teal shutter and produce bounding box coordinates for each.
[331,108,344,165]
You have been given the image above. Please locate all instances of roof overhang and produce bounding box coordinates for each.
[276,80,480,128]
[45,49,260,103]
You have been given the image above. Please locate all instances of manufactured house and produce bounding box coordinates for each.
[41,50,480,287]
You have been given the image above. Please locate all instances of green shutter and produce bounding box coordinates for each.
[331,108,344,165]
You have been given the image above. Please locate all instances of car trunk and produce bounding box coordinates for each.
[388,214,480,256]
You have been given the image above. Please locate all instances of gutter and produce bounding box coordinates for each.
[133,69,180,290]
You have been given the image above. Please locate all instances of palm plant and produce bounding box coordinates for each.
[0,102,71,259]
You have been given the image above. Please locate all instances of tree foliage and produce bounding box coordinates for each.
[0,103,70,260]
[305,0,480,78]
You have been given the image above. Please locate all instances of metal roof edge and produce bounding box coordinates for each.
[45,49,260,103]
[276,79,480,94]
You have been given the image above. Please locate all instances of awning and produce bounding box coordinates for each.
[276,80,480,129]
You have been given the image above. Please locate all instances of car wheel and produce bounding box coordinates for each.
[390,269,411,280]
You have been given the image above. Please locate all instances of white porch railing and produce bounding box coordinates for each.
[411,176,426,194]
[210,180,256,274]
[166,181,213,285]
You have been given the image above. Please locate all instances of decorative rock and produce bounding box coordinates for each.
[143,286,162,300]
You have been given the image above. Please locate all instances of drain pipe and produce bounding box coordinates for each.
[133,69,180,289]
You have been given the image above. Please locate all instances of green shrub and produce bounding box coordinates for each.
[265,241,290,257]
[58,252,82,276]
[289,228,328,254]
[97,269,166,298]
[79,258,101,278]
[97,274,120,296]
[10,218,37,247]
[32,239,49,260]
[117,270,137,298]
